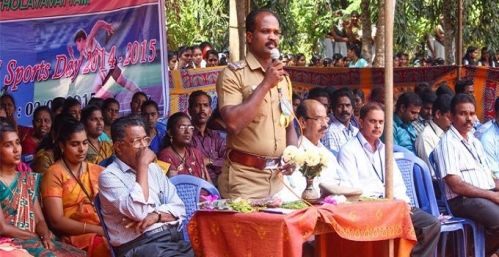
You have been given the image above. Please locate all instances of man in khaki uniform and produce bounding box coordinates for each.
[216,10,297,199]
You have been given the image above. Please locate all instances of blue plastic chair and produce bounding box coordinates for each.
[169,175,220,241]
[94,193,117,257]
[395,150,466,257]
[428,151,485,257]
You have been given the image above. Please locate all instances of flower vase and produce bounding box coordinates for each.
[302,178,320,203]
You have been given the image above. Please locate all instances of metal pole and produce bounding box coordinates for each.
[384,0,395,255]
[456,0,463,79]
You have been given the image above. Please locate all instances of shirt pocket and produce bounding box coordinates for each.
[242,84,268,123]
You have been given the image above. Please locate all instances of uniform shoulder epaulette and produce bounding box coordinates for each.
[227,61,246,71]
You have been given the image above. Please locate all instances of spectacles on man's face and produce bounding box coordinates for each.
[178,125,195,132]
[122,136,151,149]
[305,116,330,123]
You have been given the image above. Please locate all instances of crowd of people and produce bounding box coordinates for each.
[0,8,497,257]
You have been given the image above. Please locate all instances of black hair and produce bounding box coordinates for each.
[307,87,330,101]
[102,98,120,111]
[455,79,474,94]
[395,92,422,111]
[87,97,104,108]
[54,117,85,160]
[450,93,475,115]
[0,117,16,137]
[51,97,66,113]
[140,100,159,113]
[32,106,52,125]
[331,87,355,108]
[432,94,452,116]
[206,49,219,58]
[332,53,343,62]
[177,45,191,57]
[359,102,384,119]
[246,9,278,32]
[292,93,302,101]
[352,88,365,101]
[74,29,87,42]
[436,82,454,96]
[132,91,148,102]
[168,51,177,61]
[294,53,305,62]
[192,45,202,51]
[163,112,191,148]
[199,42,212,50]
[62,97,81,114]
[111,115,146,143]
[188,90,212,110]
[414,82,431,96]
[348,44,361,58]
[495,97,499,112]
[369,87,385,103]
[37,113,73,152]
[295,102,309,119]
[0,94,15,106]
[80,105,102,125]
[419,89,437,105]
[463,46,478,64]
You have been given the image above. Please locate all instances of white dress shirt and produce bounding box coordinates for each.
[337,133,410,202]
[415,120,445,176]
[277,136,346,202]
[479,121,499,178]
[433,126,496,199]
[99,157,186,246]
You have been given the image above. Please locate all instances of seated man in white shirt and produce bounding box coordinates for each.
[99,116,193,257]
[415,94,452,175]
[277,99,351,201]
[338,102,440,257]
[433,94,499,256]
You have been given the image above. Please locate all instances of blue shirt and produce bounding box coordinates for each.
[348,58,368,68]
[393,114,418,153]
[149,123,167,154]
[479,121,499,177]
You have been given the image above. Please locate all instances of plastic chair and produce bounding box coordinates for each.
[428,151,485,257]
[169,175,220,241]
[395,151,466,257]
[94,193,117,257]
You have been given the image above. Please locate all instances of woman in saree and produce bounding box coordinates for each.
[32,113,69,174]
[80,105,113,164]
[41,117,110,257]
[0,119,85,257]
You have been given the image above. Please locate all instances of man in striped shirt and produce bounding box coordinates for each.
[433,94,499,256]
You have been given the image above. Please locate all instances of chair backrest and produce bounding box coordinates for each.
[395,150,440,217]
[169,175,220,239]
[94,193,117,257]
[428,151,454,216]
[393,144,412,155]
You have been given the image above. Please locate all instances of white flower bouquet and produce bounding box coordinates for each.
[282,145,329,179]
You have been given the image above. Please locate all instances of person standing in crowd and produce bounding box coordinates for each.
[455,78,474,96]
[393,92,422,153]
[168,51,178,71]
[415,94,452,175]
[141,100,166,154]
[130,91,148,116]
[396,52,410,67]
[216,9,297,199]
[62,97,82,121]
[21,106,52,155]
[0,119,86,257]
[478,97,499,179]
[158,112,212,182]
[433,94,499,256]
[188,90,226,184]
[205,50,220,67]
[177,46,193,69]
[352,88,365,122]
[463,46,479,66]
[347,44,368,68]
[323,88,358,156]
[81,105,113,164]
[99,116,193,257]
[337,102,441,257]
[413,88,438,135]
[101,98,120,140]
[478,47,496,67]
[192,45,205,68]
[294,53,306,66]
[41,118,110,257]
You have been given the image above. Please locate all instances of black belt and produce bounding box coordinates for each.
[116,224,180,256]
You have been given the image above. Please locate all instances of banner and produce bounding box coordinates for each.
[0,0,169,126]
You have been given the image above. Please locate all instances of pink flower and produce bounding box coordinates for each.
[201,194,219,203]
[322,196,338,205]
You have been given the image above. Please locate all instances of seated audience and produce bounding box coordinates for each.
[307,87,331,116]
[141,100,166,154]
[41,118,109,257]
[413,88,437,135]
[158,112,211,182]
[62,97,82,121]
[433,94,499,256]
[435,82,454,96]
[98,116,193,257]
[130,92,148,116]
[50,97,66,116]
[81,105,113,164]
[0,94,17,129]
[415,94,452,175]
[323,88,358,156]
[393,92,422,153]
[337,102,441,257]
[277,100,349,201]
[21,106,52,155]
[455,78,475,96]
[478,98,498,178]
[352,88,365,121]
[205,49,220,67]
[0,120,85,257]
[87,97,104,108]
[369,87,385,106]
[188,91,226,184]
[101,98,120,141]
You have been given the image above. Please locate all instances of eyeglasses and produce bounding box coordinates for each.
[305,116,330,123]
[123,136,151,149]
[178,125,195,131]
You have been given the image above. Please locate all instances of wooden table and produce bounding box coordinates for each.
[188,200,416,257]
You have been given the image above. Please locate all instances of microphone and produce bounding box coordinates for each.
[270,48,280,62]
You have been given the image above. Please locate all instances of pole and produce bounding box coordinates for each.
[456,0,463,79]
[384,0,395,256]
